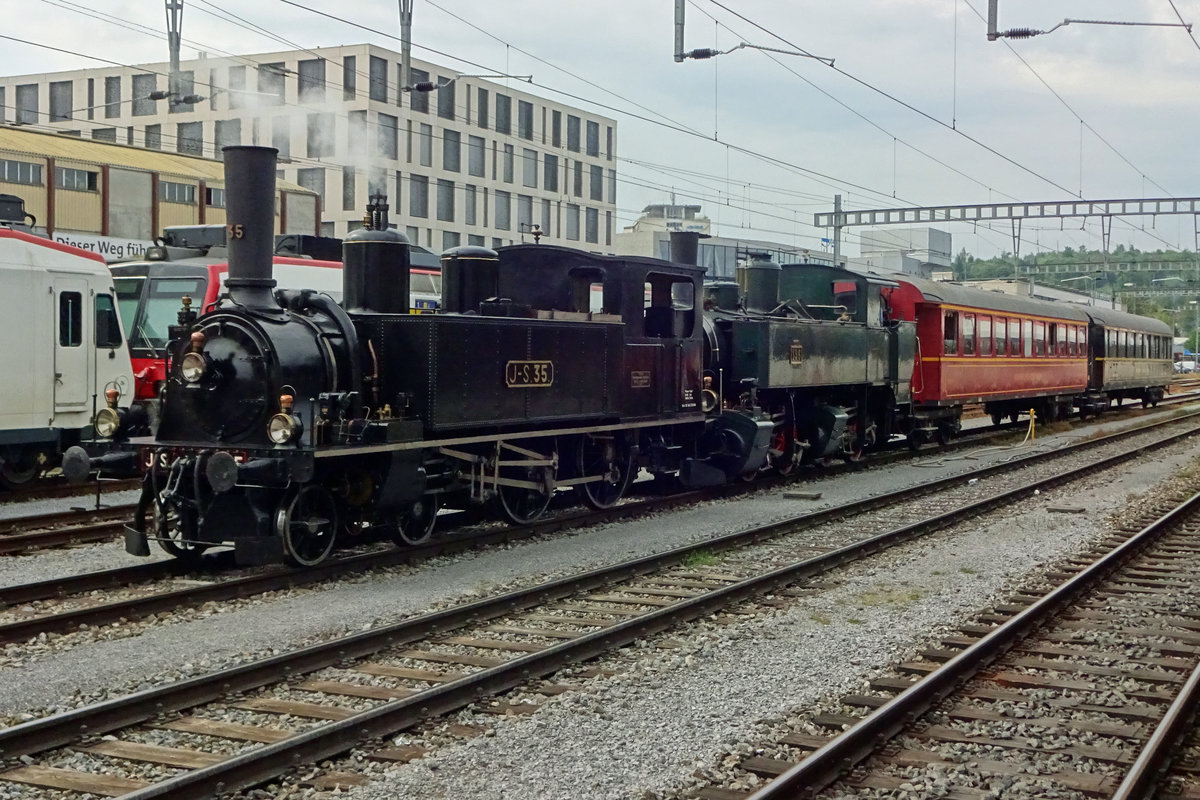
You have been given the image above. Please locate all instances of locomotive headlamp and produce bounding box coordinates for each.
[94,407,121,438]
[180,352,207,383]
[267,394,301,445]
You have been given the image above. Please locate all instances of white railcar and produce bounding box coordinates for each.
[0,229,133,486]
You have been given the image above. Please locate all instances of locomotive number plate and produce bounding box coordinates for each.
[630,370,651,388]
[506,360,555,388]
[789,340,804,366]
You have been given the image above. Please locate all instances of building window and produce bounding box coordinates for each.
[410,174,428,218]
[572,161,583,197]
[518,100,533,139]
[15,84,38,125]
[522,148,537,188]
[341,55,356,100]
[586,120,599,157]
[49,81,73,122]
[91,128,117,143]
[348,109,367,155]
[551,110,562,148]
[410,69,429,113]
[296,167,325,207]
[495,94,512,135]
[607,168,616,204]
[272,116,290,160]
[502,144,514,183]
[215,119,241,158]
[55,165,96,190]
[442,231,461,251]
[378,113,399,160]
[0,88,5,124]
[169,71,195,114]
[206,187,226,208]
[335,167,354,212]
[585,207,599,243]
[567,115,581,152]
[0,159,43,186]
[544,154,559,192]
[104,76,121,119]
[518,194,532,230]
[369,55,388,103]
[298,58,325,102]
[418,123,432,167]
[144,124,161,150]
[159,181,196,204]
[436,179,454,222]
[177,121,203,156]
[306,113,335,158]
[495,190,511,230]
[443,129,461,172]
[227,66,246,110]
[468,135,485,177]
[589,164,603,201]
[606,125,614,161]
[392,171,403,214]
[464,184,477,226]
[258,63,286,106]
[437,79,455,120]
[476,88,488,128]
[542,199,553,237]
[565,203,580,240]
[468,234,485,246]
[131,75,157,116]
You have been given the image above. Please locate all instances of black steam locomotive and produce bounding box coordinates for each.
[70,147,774,566]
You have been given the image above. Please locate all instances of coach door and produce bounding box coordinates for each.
[53,279,90,415]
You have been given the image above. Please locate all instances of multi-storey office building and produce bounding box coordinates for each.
[0,44,619,249]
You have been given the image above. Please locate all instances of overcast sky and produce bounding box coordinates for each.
[4,0,1199,259]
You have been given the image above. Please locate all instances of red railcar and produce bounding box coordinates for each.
[885,277,1092,439]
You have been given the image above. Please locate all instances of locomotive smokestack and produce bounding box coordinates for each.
[222,146,280,311]
[669,230,706,267]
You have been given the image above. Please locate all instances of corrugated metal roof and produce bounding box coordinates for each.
[0,127,311,193]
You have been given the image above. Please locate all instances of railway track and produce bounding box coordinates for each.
[0,411,1197,797]
[698,477,1200,800]
[0,504,137,555]
[3,409,1198,652]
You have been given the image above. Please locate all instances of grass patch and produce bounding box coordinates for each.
[855,586,923,607]
[847,618,865,624]
[809,613,831,625]
[681,549,719,568]
[960,567,977,575]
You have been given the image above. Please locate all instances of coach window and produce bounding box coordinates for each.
[962,314,975,355]
[943,311,959,355]
[1033,321,1046,356]
[974,316,993,357]
[59,292,82,347]
[1138,332,1146,358]
[995,318,1007,355]
[1010,319,1021,357]
[94,294,122,348]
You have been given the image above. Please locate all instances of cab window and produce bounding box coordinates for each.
[95,294,123,348]
[643,273,694,338]
[59,292,82,347]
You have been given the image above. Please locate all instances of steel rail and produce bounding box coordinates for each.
[1110,660,1200,799]
[0,503,135,537]
[0,417,1195,797]
[744,495,1200,799]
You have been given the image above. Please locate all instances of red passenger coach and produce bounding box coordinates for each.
[885,277,1091,436]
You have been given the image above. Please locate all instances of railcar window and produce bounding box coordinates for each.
[1048,323,1058,355]
[943,311,958,355]
[1106,330,1115,355]
[130,277,206,350]
[94,294,122,348]
[995,318,1007,355]
[1009,319,1020,356]
[978,315,992,356]
[1138,332,1146,358]
[1118,330,1127,358]
[1033,321,1045,356]
[1022,319,1033,357]
[962,314,976,355]
[113,277,144,340]
[59,291,82,347]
